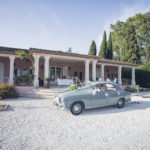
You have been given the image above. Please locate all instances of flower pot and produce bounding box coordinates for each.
[45,81,50,88]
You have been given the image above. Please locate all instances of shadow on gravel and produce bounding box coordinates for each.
[82,100,150,116]
[16,106,50,110]
[0,97,46,102]
[6,105,14,111]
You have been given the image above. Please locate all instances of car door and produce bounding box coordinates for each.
[91,83,109,108]
[104,83,119,106]
[82,85,97,108]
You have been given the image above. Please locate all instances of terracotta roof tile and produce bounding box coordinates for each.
[30,47,137,67]
[0,46,28,55]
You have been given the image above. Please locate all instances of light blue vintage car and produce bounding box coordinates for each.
[53,81,131,115]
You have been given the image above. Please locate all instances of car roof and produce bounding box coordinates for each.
[83,81,118,88]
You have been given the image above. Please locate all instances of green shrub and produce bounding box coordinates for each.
[135,69,150,88]
[15,75,34,84]
[68,83,78,91]
[45,77,50,81]
[89,78,93,81]
[125,85,139,93]
[145,88,150,91]
[122,78,130,85]
[0,83,19,99]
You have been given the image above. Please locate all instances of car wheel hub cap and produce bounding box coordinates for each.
[119,101,123,105]
[73,104,81,112]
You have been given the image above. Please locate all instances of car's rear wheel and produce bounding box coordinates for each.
[117,99,124,108]
[71,102,83,115]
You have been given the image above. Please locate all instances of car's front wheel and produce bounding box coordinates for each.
[71,102,83,115]
[117,99,124,108]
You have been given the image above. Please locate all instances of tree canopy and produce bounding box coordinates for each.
[15,50,34,69]
[111,13,150,64]
[99,30,107,58]
[88,40,97,56]
[107,32,113,59]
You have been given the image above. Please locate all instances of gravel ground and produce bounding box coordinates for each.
[0,96,150,150]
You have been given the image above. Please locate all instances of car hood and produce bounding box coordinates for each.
[58,88,88,98]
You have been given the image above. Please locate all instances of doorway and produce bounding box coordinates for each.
[0,63,4,83]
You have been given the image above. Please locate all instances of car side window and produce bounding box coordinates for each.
[93,83,105,92]
[105,84,117,91]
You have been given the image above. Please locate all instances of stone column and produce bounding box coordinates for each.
[85,60,90,82]
[118,66,122,85]
[101,64,105,80]
[9,56,15,84]
[33,55,40,87]
[44,56,50,79]
[132,67,136,85]
[92,60,97,81]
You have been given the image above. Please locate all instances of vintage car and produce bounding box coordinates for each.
[53,81,131,115]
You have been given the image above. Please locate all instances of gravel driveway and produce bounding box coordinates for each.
[0,96,150,150]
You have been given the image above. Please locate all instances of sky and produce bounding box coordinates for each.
[0,0,150,54]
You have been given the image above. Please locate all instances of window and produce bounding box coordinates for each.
[74,72,78,77]
[112,73,114,79]
[93,83,105,92]
[56,67,61,78]
[50,67,61,81]
[22,69,28,75]
[50,67,55,81]
[17,68,21,76]
[105,84,117,91]
[79,72,82,80]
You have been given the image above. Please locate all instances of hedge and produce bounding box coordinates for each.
[135,69,150,88]
[0,84,19,99]
[122,68,150,88]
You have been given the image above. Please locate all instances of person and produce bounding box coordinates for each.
[99,76,104,81]
[99,84,104,91]
[113,77,118,84]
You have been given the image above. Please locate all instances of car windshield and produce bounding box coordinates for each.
[105,83,117,91]
[80,83,105,92]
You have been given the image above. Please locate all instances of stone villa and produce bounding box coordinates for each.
[0,46,137,87]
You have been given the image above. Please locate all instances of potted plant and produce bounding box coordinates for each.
[45,77,50,88]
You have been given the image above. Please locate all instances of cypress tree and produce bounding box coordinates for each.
[88,40,97,56]
[107,32,113,59]
[99,30,107,58]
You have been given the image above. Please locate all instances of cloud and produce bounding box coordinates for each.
[96,0,150,49]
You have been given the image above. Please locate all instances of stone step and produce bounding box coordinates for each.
[36,89,67,93]
[20,87,68,99]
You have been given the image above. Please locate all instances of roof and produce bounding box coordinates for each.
[29,47,102,59]
[30,47,137,67]
[0,46,28,55]
[0,46,137,67]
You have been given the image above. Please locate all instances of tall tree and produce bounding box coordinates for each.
[107,32,113,59]
[88,40,97,56]
[99,31,107,58]
[121,25,140,64]
[111,13,150,63]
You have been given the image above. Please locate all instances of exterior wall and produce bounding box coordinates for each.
[0,57,32,81]
[14,58,32,76]
[0,57,10,82]
[0,56,119,83]
[49,62,85,81]
[104,66,118,80]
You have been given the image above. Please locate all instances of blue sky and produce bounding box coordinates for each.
[0,0,150,54]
